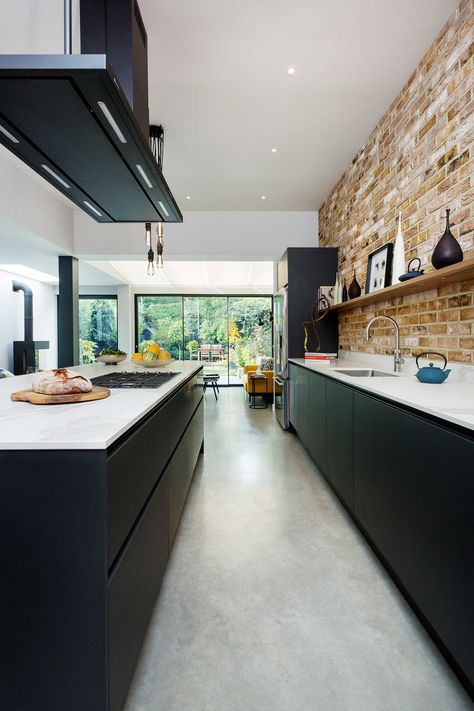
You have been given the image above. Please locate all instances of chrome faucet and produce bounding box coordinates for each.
[365,315,405,372]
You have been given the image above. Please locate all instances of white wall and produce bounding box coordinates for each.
[74,210,319,353]
[0,268,58,372]
[74,210,319,260]
[0,148,74,256]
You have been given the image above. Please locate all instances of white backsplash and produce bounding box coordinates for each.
[338,350,474,384]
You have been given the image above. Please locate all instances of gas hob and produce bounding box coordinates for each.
[90,371,179,389]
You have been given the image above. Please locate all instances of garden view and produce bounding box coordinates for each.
[79,295,273,385]
[137,295,273,384]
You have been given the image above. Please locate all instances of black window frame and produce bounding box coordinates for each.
[134,293,274,386]
[79,294,119,357]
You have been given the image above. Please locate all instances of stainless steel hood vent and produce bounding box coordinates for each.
[0,1,182,223]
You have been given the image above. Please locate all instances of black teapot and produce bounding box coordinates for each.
[399,257,424,282]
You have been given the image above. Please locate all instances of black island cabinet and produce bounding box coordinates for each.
[0,369,204,711]
[289,362,474,696]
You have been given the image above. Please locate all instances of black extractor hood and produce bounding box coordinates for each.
[0,0,182,223]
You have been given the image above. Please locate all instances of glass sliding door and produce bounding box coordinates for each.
[136,295,183,360]
[79,296,118,364]
[228,297,273,384]
[183,297,228,379]
[134,294,273,385]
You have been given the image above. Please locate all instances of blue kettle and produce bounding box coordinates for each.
[415,352,451,384]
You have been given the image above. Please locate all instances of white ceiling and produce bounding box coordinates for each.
[141,0,458,210]
[0,0,458,212]
[88,259,274,293]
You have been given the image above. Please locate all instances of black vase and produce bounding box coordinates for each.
[342,282,348,302]
[348,272,361,299]
[431,209,463,270]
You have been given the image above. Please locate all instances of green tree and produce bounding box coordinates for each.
[79,339,96,364]
[79,298,117,358]
[228,318,242,344]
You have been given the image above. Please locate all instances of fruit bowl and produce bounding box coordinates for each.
[96,354,127,365]
[133,357,174,368]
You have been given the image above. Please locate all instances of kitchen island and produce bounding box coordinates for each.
[0,361,204,711]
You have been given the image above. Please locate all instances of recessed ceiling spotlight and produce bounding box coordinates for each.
[271,148,277,153]
[287,66,296,76]
[261,195,267,200]
[186,195,191,200]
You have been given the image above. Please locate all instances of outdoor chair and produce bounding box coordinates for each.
[199,345,211,361]
[211,345,223,362]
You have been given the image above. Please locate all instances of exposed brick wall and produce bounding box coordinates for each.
[318,0,474,364]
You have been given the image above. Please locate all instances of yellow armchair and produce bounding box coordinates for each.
[242,365,282,396]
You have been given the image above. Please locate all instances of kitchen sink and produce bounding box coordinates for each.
[333,369,398,378]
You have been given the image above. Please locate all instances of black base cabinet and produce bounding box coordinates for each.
[401,414,474,688]
[326,380,354,510]
[168,400,204,545]
[109,470,170,711]
[308,372,326,473]
[290,368,309,449]
[289,363,474,696]
[289,363,298,432]
[0,372,204,711]
[353,392,404,572]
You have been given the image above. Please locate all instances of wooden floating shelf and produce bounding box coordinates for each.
[329,258,474,313]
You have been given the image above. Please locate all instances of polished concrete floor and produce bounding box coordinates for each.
[125,389,471,711]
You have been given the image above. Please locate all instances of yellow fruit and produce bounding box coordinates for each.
[143,351,159,361]
[160,350,171,360]
[146,343,161,354]
[132,353,141,360]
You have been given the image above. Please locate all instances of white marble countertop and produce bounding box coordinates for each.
[289,358,474,433]
[0,361,202,450]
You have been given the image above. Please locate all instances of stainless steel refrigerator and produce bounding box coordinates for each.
[273,247,338,429]
[273,286,288,429]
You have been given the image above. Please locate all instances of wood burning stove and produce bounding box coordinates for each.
[12,281,49,375]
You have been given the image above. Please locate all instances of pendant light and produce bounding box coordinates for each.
[145,222,151,247]
[156,222,164,270]
[145,222,154,275]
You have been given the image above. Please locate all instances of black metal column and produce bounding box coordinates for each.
[58,256,79,367]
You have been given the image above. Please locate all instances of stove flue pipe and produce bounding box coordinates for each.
[12,281,33,342]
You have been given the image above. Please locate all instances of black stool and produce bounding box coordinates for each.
[203,374,220,400]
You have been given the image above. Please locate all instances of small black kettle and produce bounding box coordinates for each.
[399,257,424,282]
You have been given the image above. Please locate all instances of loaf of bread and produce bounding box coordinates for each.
[32,368,93,395]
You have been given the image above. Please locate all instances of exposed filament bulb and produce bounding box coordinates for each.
[145,221,152,248]
[147,248,155,275]
[156,222,164,269]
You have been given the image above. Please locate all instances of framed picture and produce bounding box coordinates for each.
[365,243,393,294]
[318,285,334,309]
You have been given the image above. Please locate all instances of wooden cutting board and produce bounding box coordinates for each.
[10,386,110,405]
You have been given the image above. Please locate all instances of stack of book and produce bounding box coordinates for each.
[304,352,338,362]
